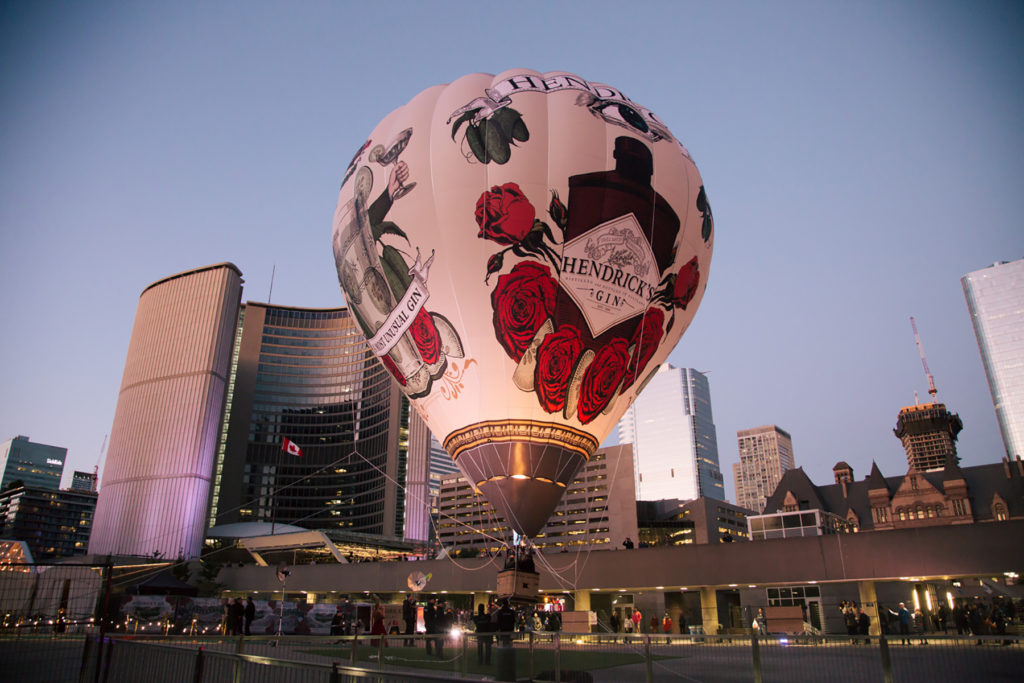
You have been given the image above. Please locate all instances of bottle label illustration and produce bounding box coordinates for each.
[559,213,658,336]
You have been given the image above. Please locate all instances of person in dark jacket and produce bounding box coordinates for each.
[244,596,256,636]
[473,603,494,665]
[402,595,417,646]
[496,598,516,647]
[230,598,245,637]
[434,601,451,659]
[424,599,437,654]
[857,607,870,644]
[888,602,911,645]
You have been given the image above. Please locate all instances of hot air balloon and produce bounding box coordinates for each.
[332,69,713,539]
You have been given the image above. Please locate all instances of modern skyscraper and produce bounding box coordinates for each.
[733,425,795,513]
[616,366,725,501]
[962,258,1024,459]
[89,263,243,558]
[893,402,963,471]
[209,302,407,539]
[0,436,66,490]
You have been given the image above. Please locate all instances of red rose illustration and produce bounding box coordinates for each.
[381,354,406,386]
[622,308,665,391]
[534,324,585,413]
[475,182,536,245]
[673,256,700,309]
[409,309,441,365]
[577,338,630,424]
[491,262,557,362]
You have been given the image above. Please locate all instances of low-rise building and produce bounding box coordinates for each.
[0,486,97,561]
[750,456,1024,537]
[637,497,753,545]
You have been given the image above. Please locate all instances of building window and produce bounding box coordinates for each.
[952,499,967,516]
[993,503,1007,521]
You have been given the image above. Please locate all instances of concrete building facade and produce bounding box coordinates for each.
[733,425,794,513]
[89,263,243,558]
[617,366,725,502]
[962,257,1024,460]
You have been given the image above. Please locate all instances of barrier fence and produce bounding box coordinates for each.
[2,630,1022,682]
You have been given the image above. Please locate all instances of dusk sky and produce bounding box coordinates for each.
[2,1,1022,499]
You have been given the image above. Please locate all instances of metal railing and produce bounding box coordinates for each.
[2,630,1022,682]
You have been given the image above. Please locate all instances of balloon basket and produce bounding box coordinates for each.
[496,567,540,603]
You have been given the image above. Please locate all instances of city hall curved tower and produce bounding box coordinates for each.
[89,264,243,558]
[208,303,406,538]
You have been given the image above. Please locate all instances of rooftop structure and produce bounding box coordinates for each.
[893,402,963,471]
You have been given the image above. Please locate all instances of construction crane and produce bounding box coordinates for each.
[94,434,107,482]
[909,316,938,403]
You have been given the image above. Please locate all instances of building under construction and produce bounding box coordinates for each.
[894,403,963,471]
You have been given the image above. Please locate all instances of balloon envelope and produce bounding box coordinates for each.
[332,70,713,537]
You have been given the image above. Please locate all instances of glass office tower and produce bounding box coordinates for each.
[617,366,725,501]
[0,436,66,490]
[962,258,1024,459]
[210,303,407,538]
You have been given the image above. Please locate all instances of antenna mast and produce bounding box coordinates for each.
[909,316,937,403]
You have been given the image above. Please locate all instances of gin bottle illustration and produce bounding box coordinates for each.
[556,136,680,346]
[333,195,429,395]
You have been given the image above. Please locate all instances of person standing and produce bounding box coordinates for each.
[473,603,494,665]
[370,600,387,647]
[631,608,643,634]
[913,607,927,645]
[424,599,437,654]
[434,601,451,659]
[937,603,949,633]
[230,598,245,637]
[497,598,515,647]
[403,595,417,646]
[221,599,231,635]
[857,607,870,645]
[756,608,767,636]
[244,596,256,636]
[889,603,911,645]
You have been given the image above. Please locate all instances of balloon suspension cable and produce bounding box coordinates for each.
[344,449,507,568]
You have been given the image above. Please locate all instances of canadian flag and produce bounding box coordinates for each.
[282,437,303,457]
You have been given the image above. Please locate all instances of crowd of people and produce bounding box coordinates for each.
[221,596,256,636]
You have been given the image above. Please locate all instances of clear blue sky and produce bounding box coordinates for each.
[2,1,1021,497]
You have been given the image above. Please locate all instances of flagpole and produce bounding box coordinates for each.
[272,442,283,536]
